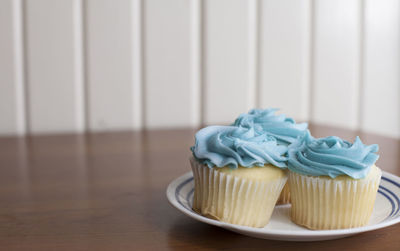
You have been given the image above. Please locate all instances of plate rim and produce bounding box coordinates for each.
[166,171,400,238]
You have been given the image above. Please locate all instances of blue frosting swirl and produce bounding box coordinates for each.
[288,131,379,179]
[233,108,308,145]
[191,125,288,169]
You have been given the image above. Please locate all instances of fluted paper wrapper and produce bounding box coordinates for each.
[190,158,287,228]
[277,182,290,204]
[289,167,382,230]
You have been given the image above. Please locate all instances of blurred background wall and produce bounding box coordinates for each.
[0,0,399,137]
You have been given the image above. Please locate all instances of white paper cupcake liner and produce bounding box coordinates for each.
[190,157,287,228]
[289,166,382,230]
[277,182,290,204]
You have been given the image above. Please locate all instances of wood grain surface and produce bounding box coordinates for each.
[0,124,399,250]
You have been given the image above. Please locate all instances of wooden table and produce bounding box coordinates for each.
[0,124,399,250]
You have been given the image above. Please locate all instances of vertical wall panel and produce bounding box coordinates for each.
[0,0,25,135]
[259,0,310,122]
[190,0,202,127]
[144,0,197,128]
[203,0,253,125]
[25,0,84,133]
[86,0,141,131]
[311,0,361,129]
[362,0,400,138]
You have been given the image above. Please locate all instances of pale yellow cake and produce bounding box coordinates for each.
[289,165,382,230]
[191,157,287,228]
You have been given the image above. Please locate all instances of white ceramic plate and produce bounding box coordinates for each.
[166,171,400,241]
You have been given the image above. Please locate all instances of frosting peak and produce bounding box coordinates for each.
[233,108,308,145]
[288,131,379,179]
[191,125,288,169]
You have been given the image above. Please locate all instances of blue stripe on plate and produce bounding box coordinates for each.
[378,189,395,217]
[382,176,400,188]
[379,186,399,216]
[175,177,193,210]
[187,189,194,205]
[381,176,400,217]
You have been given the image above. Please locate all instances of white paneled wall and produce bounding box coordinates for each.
[259,0,310,121]
[25,0,85,133]
[0,0,399,137]
[203,0,255,124]
[0,0,25,135]
[144,0,196,128]
[85,0,141,131]
[362,0,400,138]
[311,0,361,129]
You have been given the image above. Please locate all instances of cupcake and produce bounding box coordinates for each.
[190,125,288,227]
[233,108,308,204]
[288,131,381,230]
